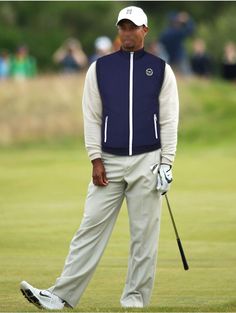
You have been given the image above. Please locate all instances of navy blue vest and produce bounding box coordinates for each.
[96,48,165,156]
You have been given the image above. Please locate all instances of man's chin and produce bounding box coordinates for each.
[122,44,135,51]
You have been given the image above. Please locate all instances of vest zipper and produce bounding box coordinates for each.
[154,114,158,139]
[129,52,134,156]
[104,115,108,143]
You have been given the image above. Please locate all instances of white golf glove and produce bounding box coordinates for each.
[157,164,173,195]
[150,164,173,195]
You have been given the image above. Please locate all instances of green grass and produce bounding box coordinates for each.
[1,75,236,311]
[0,141,236,312]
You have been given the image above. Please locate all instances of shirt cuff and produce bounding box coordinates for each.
[161,155,174,166]
[89,152,102,161]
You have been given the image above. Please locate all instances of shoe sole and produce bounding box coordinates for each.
[20,288,43,309]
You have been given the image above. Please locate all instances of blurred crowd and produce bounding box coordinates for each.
[0,45,37,80]
[149,11,236,81]
[0,11,236,82]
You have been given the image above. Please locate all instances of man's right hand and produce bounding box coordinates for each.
[92,158,109,187]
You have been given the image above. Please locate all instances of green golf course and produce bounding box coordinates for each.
[0,76,236,312]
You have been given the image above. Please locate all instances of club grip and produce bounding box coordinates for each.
[177,238,189,270]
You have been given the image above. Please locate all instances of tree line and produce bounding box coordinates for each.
[0,1,235,71]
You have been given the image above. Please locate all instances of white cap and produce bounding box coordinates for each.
[95,36,112,51]
[116,6,148,27]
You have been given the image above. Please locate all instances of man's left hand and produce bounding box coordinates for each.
[157,164,173,195]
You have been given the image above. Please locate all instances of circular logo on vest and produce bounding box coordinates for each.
[146,68,153,76]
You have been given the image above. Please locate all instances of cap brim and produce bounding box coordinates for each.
[116,18,145,27]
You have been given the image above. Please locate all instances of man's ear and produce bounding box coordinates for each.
[143,26,149,37]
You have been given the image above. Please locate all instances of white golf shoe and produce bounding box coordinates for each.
[121,297,144,308]
[20,280,65,310]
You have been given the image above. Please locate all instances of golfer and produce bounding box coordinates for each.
[20,6,179,310]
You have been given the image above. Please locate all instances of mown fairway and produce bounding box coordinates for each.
[0,142,236,312]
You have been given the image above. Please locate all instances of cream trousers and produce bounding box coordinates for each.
[50,150,162,308]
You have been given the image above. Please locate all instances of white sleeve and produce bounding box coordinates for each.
[82,62,103,161]
[159,64,179,166]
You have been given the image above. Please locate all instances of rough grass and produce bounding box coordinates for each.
[0,143,236,312]
[0,74,235,147]
[0,74,84,145]
[177,78,236,146]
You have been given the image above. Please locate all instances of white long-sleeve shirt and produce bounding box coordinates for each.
[82,61,179,166]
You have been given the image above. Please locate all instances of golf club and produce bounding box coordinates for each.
[165,194,189,271]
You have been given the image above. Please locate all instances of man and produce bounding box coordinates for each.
[20,6,179,310]
[159,11,195,74]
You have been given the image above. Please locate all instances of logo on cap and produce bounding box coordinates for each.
[146,68,153,76]
[126,9,132,14]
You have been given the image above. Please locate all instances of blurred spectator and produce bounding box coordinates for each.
[159,11,195,75]
[89,36,113,64]
[191,38,212,77]
[221,41,236,81]
[10,46,37,80]
[0,49,10,79]
[157,42,170,63]
[53,38,88,73]
[146,41,169,63]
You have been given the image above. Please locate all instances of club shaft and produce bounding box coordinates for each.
[165,194,189,271]
[165,194,179,238]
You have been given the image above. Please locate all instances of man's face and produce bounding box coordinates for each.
[117,19,148,51]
